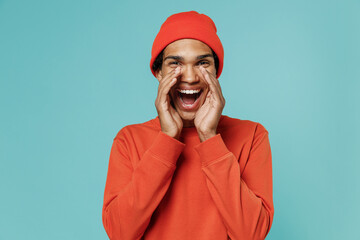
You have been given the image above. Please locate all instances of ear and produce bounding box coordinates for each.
[155,69,163,81]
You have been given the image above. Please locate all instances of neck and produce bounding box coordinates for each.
[182,119,195,128]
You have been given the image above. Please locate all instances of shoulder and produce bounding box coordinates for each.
[219,115,269,137]
[113,117,160,140]
[218,115,270,151]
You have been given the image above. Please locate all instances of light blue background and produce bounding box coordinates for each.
[1,0,359,239]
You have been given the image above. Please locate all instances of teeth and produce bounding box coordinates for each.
[177,89,201,94]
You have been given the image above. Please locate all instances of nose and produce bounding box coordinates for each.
[180,65,200,84]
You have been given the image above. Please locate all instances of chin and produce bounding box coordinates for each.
[176,110,198,128]
[179,111,196,121]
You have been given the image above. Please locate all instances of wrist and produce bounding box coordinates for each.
[162,130,181,140]
[198,131,216,142]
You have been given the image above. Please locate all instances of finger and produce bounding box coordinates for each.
[169,103,181,122]
[159,66,181,84]
[159,67,181,98]
[202,91,212,109]
[199,67,222,101]
[158,78,177,108]
[201,67,225,104]
[206,68,223,99]
[156,66,177,82]
[195,91,211,123]
[157,66,181,95]
[157,67,181,104]
[156,68,179,116]
[157,94,175,125]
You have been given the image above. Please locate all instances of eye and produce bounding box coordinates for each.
[169,61,180,66]
[197,61,209,66]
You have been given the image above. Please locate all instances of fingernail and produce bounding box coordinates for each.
[175,67,180,73]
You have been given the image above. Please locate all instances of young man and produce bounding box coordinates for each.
[102,11,274,240]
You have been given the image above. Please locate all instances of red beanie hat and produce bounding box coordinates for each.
[150,11,224,79]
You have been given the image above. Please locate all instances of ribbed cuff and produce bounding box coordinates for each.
[148,131,185,167]
[194,133,230,166]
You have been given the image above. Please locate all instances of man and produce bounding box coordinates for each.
[102,11,274,240]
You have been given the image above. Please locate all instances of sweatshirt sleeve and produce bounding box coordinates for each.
[193,123,274,240]
[102,129,185,240]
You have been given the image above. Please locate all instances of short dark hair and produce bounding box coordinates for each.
[152,49,219,75]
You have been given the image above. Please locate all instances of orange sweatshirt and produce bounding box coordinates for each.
[102,115,274,240]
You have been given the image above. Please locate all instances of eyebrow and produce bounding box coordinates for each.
[163,54,213,62]
[164,55,184,61]
[196,54,213,60]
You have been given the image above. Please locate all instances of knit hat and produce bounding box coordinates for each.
[150,11,224,79]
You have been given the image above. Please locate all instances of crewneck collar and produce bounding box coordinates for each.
[151,115,225,138]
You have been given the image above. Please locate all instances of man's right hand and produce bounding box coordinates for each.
[155,66,183,140]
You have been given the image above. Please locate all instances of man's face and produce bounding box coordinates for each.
[156,39,217,127]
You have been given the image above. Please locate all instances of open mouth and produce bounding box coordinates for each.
[176,89,203,110]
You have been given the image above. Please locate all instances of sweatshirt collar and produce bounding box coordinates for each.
[152,115,225,137]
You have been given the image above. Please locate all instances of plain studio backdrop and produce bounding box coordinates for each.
[0,0,359,239]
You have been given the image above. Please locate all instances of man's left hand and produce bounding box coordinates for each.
[194,66,225,142]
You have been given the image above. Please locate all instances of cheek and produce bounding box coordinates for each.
[170,89,178,101]
[207,65,217,77]
[200,78,210,92]
[202,88,210,100]
[163,66,176,75]
[208,68,217,78]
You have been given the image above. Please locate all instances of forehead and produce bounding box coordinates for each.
[163,39,212,58]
